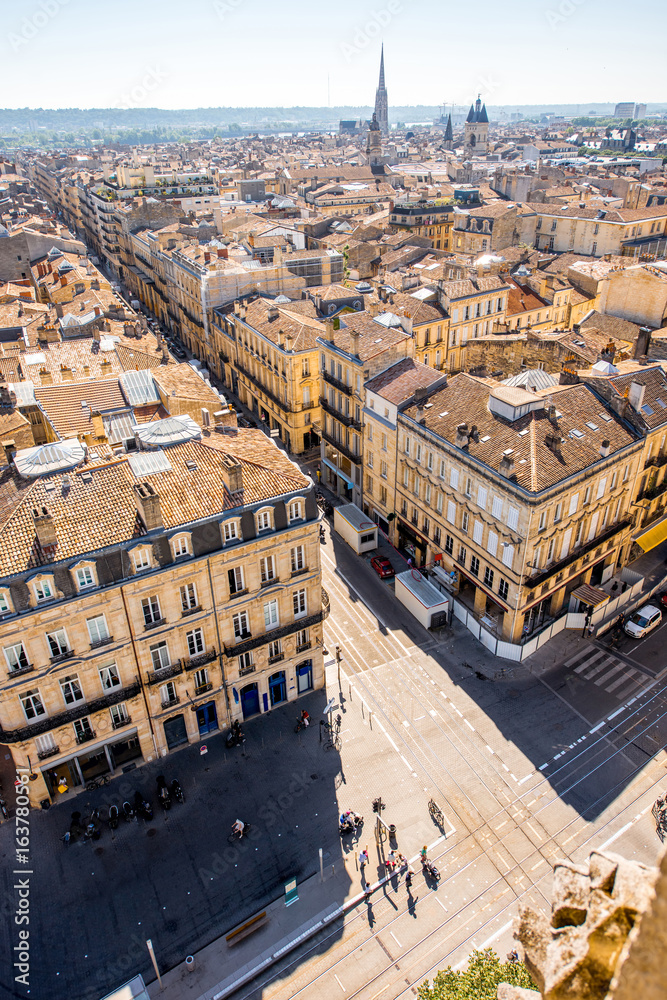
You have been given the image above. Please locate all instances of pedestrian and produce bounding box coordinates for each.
[57,776,68,794]
[397,852,407,870]
[405,867,414,889]
[317,468,321,483]
[386,850,397,872]
[420,845,428,862]
[359,847,369,874]
[407,557,413,568]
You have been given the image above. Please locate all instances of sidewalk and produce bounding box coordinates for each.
[146,849,412,1000]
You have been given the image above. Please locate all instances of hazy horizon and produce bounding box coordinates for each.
[2,0,664,111]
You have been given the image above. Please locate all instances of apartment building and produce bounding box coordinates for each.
[317,312,413,505]
[436,274,511,371]
[519,204,667,258]
[388,199,455,250]
[0,423,325,807]
[362,360,447,533]
[452,203,519,256]
[395,376,642,640]
[211,296,324,453]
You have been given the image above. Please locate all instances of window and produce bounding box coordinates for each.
[583,486,591,506]
[547,538,555,563]
[260,555,276,584]
[33,577,54,602]
[238,651,254,675]
[568,493,579,516]
[445,534,454,555]
[36,733,57,756]
[382,433,388,452]
[415,443,422,464]
[20,689,45,721]
[110,704,129,728]
[296,628,310,650]
[5,642,29,672]
[46,629,69,658]
[150,641,170,670]
[502,544,515,569]
[381,461,388,480]
[484,567,494,588]
[256,509,272,532]
[302,358,310,377]
[461,512,469,534]
[470,555,480,577]
[473,521,483,544]
[172,534,191,558]
[159,682,177,708]
[186,628,204,656]
[368,452,374,470]
[288,500,303,522]
[87,615,110,645]
[180,582,198,611]
[538,510,547,532]
[132,547,151,571]
[433,526,441,545]
[487,531,498,558]
[60,674,84,706]
[268,640,282,661]
[450,467,459,489]
[403,466,409,487]
[223,520,239,543]
[592,242,597,255]
[404,436,410,455]
[622,464,630,483]
[264,599,279,629]
[596,477,607,500]
[0,590,10,613]
[75,566,95,590]
[554,502,562,523]
[610,471,618,490]
[99,663,120,690]
[142,595,162,626]
[228,566,245,595]
[446,500,456,525]
[492,496,503,519]
[458,545,467,566]
[291,546,305,573]
[477,486,487,509]
[293,589,307,619]
[498,578,509,601]
[233,611,250,639]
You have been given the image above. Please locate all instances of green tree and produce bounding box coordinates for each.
[418,948,535,1000]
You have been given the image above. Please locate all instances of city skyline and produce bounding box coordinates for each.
[2,0,665,110]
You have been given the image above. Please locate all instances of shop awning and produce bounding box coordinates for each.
[633,512,667,552]
[322,458,354,488]
[570,584,610,608]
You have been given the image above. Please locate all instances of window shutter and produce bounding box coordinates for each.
[491,496,503,519]
[568,493,579,516]
[477,486,487,510]
[487,531,498,557]
[450,468,459,490]
[587,511,600,542]
[559,527,572,559]
[596,477,607,500]
[507,506,519,530]
[502,544,514,568]
[473,521,483,544]
[447,500,456,524]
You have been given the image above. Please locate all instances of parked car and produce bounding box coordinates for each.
[370,556,394,579]
[624,604,662,639]
[172,346,187,359]
[658,592,667,609]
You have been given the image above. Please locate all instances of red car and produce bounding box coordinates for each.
[370,556,394,579]
[659,592,667,609]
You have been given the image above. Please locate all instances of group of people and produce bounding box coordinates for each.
[358,846,414,883]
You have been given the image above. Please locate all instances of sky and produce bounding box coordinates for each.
[2,0,665,110]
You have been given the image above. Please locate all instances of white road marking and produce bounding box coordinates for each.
[390,930,402,948]
[464,720,475,731]
[334,974,346,992]
[486,745,495,755]
[607,706,626,721]
[526,822,543,842]
[599,821,633,850]
[480,920,514,949]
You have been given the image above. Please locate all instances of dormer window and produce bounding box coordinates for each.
[30,574,55,604]
[288,500,304,523]
[72,561,97,592]
[170,533,192,559]
[222,519,241,544]
[131,546,152,573]
[0,590,13,615]
[256,507,273,533]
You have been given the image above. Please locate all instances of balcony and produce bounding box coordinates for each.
[147,660,183,686]
[181,605,202,617]
[143,617,166,631]
[90,635,114,650]
[75,729,96,745]
[161,695,180,710]
[112,716,131,730]
[644,454,667,471]
[194,682,212,696]
[322,370,353,396]
[321,427,360,466]
[184,648,217,672]
[226,606,326,659]
[528,519,632,588]
[319,396,361,430]
[36,744,60,761]
[296,641,311,653]
[268,653,284,664]
[50,649,75,664]
[8,662,34,678]
[239,662,256,676]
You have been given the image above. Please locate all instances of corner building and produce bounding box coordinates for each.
[0,421,325,806]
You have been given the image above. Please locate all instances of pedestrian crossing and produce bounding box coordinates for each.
[563,646,653,701]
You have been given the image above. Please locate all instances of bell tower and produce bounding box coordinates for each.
[464,95,489,155]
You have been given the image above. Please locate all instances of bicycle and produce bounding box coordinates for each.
[85,775,110,791]
[322,714,342,751]
[428,798,445,827]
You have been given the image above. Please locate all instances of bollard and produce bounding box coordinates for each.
[331,863,335,878]
[185,956,195,973]
[369,711,373,730]
[319,847,324,883]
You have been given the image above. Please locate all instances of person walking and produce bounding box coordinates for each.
[420,845,428,862]
[359,847,369,875]
[405,866,414,889]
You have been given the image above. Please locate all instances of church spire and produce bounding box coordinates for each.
[374,45,388,134]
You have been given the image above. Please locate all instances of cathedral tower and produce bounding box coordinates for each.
[464,95,489,155]
[374,45,389,135]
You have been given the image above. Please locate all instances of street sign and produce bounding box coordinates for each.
[323,697,336,715]
[200,745,208,755]
[284,877,299,906]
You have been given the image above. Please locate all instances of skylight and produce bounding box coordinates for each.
[570,429,584,439]
[642,404,655,415]
[439,411,448,417]
[599,413,612,422]
[656,398,666,408]
[585,421,598,430]
[480,435,490,442]
[518,429,529,437]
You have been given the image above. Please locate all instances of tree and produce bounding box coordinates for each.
[418,948,535,1000]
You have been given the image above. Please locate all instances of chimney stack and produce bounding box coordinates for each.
[220,454,243,493]
[455,422,469,448]
[628,381,646,411]
[267,305,279,321]
[133,482,163,530]
[499,454,515,478]
[545,432,563,453]
[350,330,360,358]
[634,326,652,359]
[600,439,611,458]
[2,439,16,466]
[32,506,57,548]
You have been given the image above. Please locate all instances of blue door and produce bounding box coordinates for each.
[297,660,313,694]
[196,701,218,736]
[269,671,287,706]
[241,683,260,719]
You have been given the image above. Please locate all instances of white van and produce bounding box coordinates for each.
[624,604,662,639]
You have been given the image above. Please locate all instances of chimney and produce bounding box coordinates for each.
[634,326,652,359]
[499,454,515,478]
[39,368,53,385]
[201,407,210,427]
[455,422,469,448]
[213,407,238,434]
[60,364,73,382]
[267,305,279,321]
[204,252,211,263]
[545,432,563,453]
[220,454,243,493]
[369,301,381,318]
[2,439,16,466]
[628,381,646,411]
[350,330,360,358]
[133,482,163,530]
[32,506,57,548]
[55,303,64,318]
[325,318,335,342]
[413,386,429,407]
[600,439,611,458]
